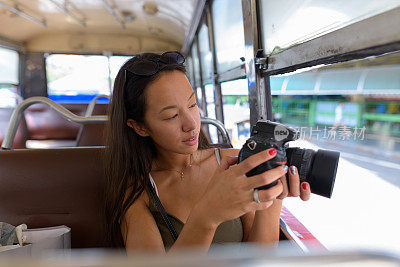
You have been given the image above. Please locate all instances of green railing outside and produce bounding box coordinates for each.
[222,95,400,137]
[271,96,400,137]
[272,97,311,126]
[363,113,400,122]
[363,101,400,136]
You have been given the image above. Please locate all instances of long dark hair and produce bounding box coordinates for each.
[103,52,210,248]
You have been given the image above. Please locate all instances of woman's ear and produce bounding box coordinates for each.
[126,119,150,137]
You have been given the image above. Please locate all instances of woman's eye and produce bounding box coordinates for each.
[189,103,197,108]
[166,114,178,120]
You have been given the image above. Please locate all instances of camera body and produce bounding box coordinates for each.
[238,120,298,190]
[238,120,340,198]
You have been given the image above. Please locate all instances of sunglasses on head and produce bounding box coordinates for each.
[124,51,185,78]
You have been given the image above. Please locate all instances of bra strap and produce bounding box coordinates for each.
[215,147,222,165]
[145,185,179,242]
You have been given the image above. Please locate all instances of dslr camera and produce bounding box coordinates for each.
[238,120,340,198]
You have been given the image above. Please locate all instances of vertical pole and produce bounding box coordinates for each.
[23,52,48,98]
[18,51,26,98]
[242,0,273,126]
[206,3,224,125]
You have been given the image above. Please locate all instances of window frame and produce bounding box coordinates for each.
[262,6,400,76]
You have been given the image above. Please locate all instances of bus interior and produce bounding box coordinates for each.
[0,0,399,265]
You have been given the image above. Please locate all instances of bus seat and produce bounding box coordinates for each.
[0,107,28,149]
[24,103,86,140]
[89,103,108,116]
[75,104,108,146]
[76,124,106,146]
[0,147,106,248]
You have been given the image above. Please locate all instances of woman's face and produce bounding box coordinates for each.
[140,70,201,155]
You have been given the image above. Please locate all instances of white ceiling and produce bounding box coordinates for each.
[0,0,197,53]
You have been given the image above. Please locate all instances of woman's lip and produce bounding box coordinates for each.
[182,135,198,145]
[183,136,196,142]
[183,134,197,142]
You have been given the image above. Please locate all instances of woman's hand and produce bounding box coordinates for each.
[277,165,311,201]
[189,148,287,229]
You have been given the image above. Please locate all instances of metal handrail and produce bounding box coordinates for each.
[1,97,107,150]
[85,94,111,117]
[1,97,230,149]
[201,117,231,145]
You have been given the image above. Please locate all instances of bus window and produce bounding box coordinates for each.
[198,20,213,83]
[259,0,400,54]
[109,56,131,90]
[0,86,19,108]
[270,51,400,253]
[205,83,218,143]
[221,79,249,148]
[0,46,19,85]
[196,87,204,115]
[46,54,129,102]
[190,41,207,116]
[46,54,110,102]
[211,0,245,73]
[191,41,202,89]
[0,47,19,108]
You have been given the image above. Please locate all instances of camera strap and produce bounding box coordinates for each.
[146,184,179,242]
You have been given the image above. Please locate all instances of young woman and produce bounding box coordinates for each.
[103,51,311,253]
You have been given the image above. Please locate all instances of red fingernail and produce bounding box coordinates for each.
[269,148,277,155]
[302,183,309,190]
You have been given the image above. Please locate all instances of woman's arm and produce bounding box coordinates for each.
[245,165,311,244]
[245,199,282,245]
[122,193,218,254]
[121,195,165,253]
[221,148,255,242]
[219,149,265,242]
[221,148,310,245]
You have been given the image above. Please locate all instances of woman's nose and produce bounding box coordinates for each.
[181,111,196,132]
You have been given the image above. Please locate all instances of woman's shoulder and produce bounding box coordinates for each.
[124,184,150,208]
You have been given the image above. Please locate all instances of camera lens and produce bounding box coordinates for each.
[286,148,340,198]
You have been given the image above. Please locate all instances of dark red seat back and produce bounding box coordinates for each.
[24,103,87,140]
[75,104,108,147]
[0,147,106,248]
